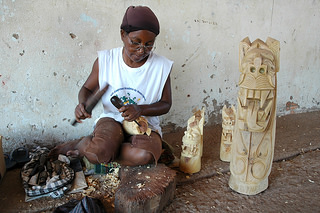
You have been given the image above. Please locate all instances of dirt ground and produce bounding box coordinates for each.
[162,110,320,213]
[0,111,319,212]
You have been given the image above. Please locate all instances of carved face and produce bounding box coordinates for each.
[181,108,205,158]
[181,129,201,157]
[237,39,279,132]
[222,105,236,135]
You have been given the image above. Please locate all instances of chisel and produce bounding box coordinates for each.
[110,96,141,126]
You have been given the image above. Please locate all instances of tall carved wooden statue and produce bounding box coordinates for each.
[229,37,280,195]
[220,105,236,162]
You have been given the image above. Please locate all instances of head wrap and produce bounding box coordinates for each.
[120,6,160,36]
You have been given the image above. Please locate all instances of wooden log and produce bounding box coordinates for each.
[115,164,176,213]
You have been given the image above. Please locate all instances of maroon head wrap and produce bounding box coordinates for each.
[120,6,160,36]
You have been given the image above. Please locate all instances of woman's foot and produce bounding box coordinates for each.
[66,149,80,158]
[48,139,81,160]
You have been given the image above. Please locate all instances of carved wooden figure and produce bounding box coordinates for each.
[123,117,152,136]
[179,108,205,174]
[220,105,236,162]
[229,37,280,195]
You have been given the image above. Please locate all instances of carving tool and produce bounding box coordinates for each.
[71,84,109,126]
[110,96,141,127]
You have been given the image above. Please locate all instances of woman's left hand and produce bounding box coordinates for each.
[119,104,142,121]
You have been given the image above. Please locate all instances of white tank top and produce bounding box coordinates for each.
[97,47,173,136]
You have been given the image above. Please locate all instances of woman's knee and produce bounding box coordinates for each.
[85,118,124,163]
[131,151,153,166]
[135,150,154,165]
[120,145,154,166]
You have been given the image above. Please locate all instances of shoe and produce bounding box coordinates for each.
[11,147,31,167]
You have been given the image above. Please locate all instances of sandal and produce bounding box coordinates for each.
[4,153,17,170]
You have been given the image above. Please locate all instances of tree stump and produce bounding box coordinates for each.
[115,163,176,213]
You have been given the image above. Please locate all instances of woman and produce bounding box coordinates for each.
[50,6,173,167]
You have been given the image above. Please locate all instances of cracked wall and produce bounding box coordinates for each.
[1,0,320,152]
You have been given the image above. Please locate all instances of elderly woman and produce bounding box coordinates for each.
[50,6,173,166]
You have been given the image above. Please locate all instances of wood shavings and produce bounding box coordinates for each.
[81,166,121,200]
[136,183,145,188]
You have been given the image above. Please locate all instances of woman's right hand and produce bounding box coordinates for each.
[74,103,92,123]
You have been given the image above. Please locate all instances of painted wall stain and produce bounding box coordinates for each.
[12,33,19,39]
[209,51,216,62]
[80,14,98,27]
[312,98,320,105]
[202,95,211,109]
[206,99,231,125]
[69,32,77,39]
[286,101,300,114]
[1,75,10,89]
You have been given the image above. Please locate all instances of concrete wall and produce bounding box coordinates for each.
[1,0,319,152]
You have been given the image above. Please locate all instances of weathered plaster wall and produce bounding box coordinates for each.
[1,0,320,152]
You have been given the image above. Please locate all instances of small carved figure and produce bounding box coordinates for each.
[229,37,280,195]
[220,105,236,162]
[179,108,205,174]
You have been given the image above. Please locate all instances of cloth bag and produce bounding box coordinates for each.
[20,147,74,201]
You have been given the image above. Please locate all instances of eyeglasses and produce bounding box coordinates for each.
[127,36,155,52]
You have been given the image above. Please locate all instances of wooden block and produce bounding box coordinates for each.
[115,164,176,213]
